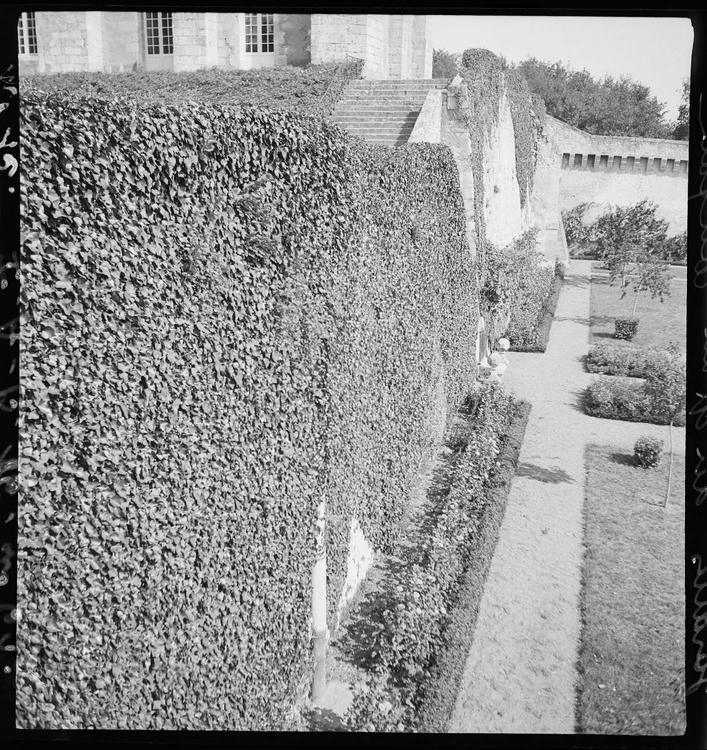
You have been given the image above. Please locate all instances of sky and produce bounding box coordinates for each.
[429,15,693,121]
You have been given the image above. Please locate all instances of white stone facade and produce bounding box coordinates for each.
[19,12,432,79]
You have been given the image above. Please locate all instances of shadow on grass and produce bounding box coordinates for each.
[516,462,575,484]
[608,452,637,468]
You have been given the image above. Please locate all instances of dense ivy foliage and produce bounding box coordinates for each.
[18,91,476,729]
[21,63,353,117]
[457,49,542,228]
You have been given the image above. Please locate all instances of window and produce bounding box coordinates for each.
[245,13,274,53]
[18,11,37,56]
[145,12,173,55]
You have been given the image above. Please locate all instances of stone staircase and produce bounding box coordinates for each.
[331,78,448,147]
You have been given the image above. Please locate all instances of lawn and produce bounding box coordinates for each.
[589,264,685,352]
[577,443,685,735]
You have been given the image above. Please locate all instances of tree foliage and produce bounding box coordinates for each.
[672,78,690,140]
[432,48,459,79]
[513,57,672,138]
[595,201,672,313]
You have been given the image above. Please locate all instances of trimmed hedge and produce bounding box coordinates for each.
[508,268,564,353]
[585,342,680,378]
[342,384,528,731]
[20,64,354,117]
[19,91,476,729]
[583,377,685,426]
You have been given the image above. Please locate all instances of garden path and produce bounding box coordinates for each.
[448,259,685,734]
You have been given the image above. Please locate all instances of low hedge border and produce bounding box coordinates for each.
[509,271,563,353]
[416,399,531,732]
[585,342,680,378]
[342,387,530,731]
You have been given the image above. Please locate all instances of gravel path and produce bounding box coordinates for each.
[448,260,685,734]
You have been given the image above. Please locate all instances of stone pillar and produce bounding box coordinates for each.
[388,15,403,78]
[411,16,432,78]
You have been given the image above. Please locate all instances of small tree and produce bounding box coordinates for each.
[595,201,672,316]
[643,349,685,506]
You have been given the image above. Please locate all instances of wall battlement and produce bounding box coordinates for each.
[561,152,688,176]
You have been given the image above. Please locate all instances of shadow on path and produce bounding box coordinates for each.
[516,462,575,484]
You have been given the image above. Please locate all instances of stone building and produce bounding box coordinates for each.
[17,11,433,79]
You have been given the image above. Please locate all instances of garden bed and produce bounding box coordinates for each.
[415,399,531,732]
[577,444,685,735]
[336,386,531,731]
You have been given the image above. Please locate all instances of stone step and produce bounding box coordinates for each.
[338,91,433,99]
[347,79,448,86]
[333,106,421,117]
[336,95,429,103]
[339,123,416,132]
[333,113,419,123]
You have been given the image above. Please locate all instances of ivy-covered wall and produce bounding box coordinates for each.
[18,91,476,729]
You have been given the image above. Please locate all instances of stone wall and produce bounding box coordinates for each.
[529,120,568,263]
[100,12,140,72]
[276,14,311,67]
[482,90,524,248]
[546,115,689,235]
[172,13,217,72]
[33,11,90,73]
[310,14,368,67]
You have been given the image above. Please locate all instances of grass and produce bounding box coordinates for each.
[589,264,685,352]
[577,443,686,735]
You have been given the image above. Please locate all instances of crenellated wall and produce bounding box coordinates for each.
[547,115,689,233]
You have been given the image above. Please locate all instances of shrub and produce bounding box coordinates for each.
[663,231,687,265]
[584,377,649,423]
[634,436,663,468]
[584,375,685,426]
[643,352,686,426]
[586,342,680,378]
[19,91,476,729]
[480,229,558,350]
[563,202,597,255]
[614,318,639,340]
